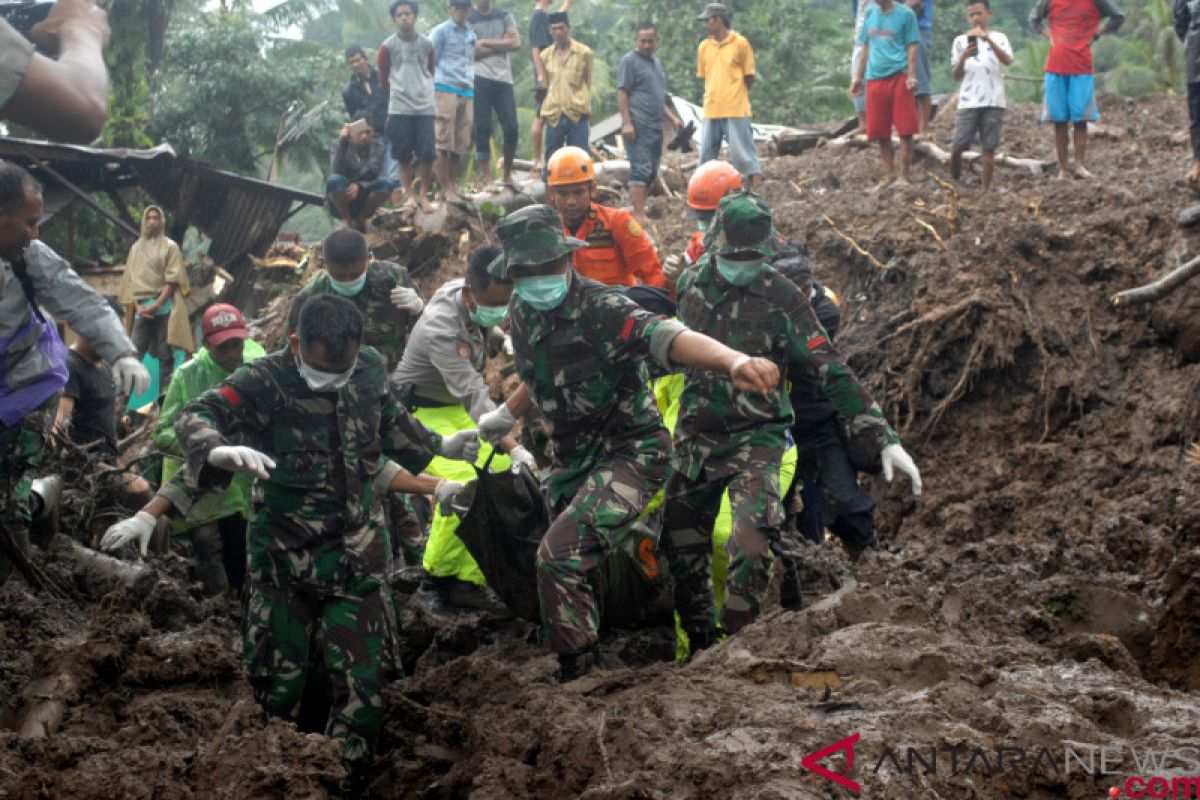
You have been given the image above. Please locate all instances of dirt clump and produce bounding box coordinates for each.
[4,94,1200,798]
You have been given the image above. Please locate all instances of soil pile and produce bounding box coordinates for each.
[4,94,1200,799]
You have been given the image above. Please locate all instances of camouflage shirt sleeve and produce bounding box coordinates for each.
[379,387,443,475]
[780,288,900,451]
[586,286,686,372]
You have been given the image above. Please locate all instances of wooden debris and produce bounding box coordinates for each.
[822,214,890,271]
[1110,254,1200,307]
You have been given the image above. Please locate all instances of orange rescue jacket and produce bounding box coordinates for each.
[566,204,665,288]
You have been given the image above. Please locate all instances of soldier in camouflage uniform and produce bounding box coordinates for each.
[666,190,923,646]
[303,228,428,566]
[171,294,479,778]
[475,204,780,681]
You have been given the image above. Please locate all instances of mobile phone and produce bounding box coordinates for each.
[968,35,978,47]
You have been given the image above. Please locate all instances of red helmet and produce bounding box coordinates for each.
[687,161,742,211]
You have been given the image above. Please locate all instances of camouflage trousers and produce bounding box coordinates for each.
[385,493,425,568]
[0,398,55,583]
[663,453,785,638]
[537,443,670,656]
[244,531,399,771]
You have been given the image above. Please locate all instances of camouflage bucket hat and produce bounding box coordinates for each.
[493,204,586,275]
[714,191,777,257]
[485,251,509,281]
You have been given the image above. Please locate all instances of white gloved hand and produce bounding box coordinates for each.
[501,334,514,357]
[441,429,480,462]
[100,511,157,556]
[208,445,276,480]
[881,443,922,496]
[111,355,151,396]
[433,478,466,514]
[477,404,516,444]
[508,446,537,476]
[390,286,425,313]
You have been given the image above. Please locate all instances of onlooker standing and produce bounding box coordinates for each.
[850,0,920,187]
[529,0,554,171]
[117,205,188,391]
[326,116,393,230]
[538,12,593,164]
[432,0,479,204]
[470,0,521,190]
[1175,0,1200,186]
[1029,0,1124,180]
[950,0,1012,192]
[343,44,399,204]
[907,0,934,135]
[379,0,437,212]
[695,3,762,190]
[617,22,685,222]
[851,0,878,135]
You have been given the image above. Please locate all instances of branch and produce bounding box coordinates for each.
[1110,254,1200,307]
[822,214,890,271]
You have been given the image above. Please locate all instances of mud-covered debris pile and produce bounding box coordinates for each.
[3,94,1200,799]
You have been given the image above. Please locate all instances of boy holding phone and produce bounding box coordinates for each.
[950,0,1013,192]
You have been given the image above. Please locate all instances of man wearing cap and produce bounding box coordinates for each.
[150,304,267,595]
[695,3,762,190]
[473,203,780,681]
[431,0,479,204]
[544,145,665,288]
[665,191,922,650]
[538,11,593,165]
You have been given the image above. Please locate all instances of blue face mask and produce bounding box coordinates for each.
[716,255,766,287]
[515,274,569,311]
[470,303,509,327]
[330,272,367,297]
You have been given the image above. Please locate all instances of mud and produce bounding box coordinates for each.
[4,94,1200,798]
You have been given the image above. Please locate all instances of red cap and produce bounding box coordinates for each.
[201,303,249,347]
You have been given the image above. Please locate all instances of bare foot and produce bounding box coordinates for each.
[400,197,417,213]
[1056,169,1073,181]
[419,198,435,213]
[1072,164,1095,179]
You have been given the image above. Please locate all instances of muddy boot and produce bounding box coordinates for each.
[684,626,723,659]
[557,646,597,683]
[28,475,62,548]
[843,533,880,564]
[192,523,230,596]
[414,573,454,619]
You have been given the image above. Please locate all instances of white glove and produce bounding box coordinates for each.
[208,445,276,480]
[433,478,466,514]
[390,286,425,313]
[441,429,480,462]
[501,334,514,357]
[881,443,922,496]
[111,355,151,396]
[100,511,157,556]
[477,404,516,444]
[509,446,538,476]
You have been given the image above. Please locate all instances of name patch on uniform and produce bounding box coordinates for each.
[586,229,615,249]
[807,335,828,351]
[219,386,242,406]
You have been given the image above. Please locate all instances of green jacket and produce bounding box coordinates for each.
[154,342,266,532]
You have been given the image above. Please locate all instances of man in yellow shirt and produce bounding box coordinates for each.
[537,12,593,165]
[695,3,761,190]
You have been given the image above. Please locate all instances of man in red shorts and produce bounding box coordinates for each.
[850,0,920,188]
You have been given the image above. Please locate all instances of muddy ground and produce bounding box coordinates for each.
[3,94,1200,799]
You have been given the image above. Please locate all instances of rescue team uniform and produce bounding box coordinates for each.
[566,203,666,288]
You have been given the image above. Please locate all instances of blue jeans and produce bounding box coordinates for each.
[626,122,663,186]
[700,117,761,177]
[543,115,590,165]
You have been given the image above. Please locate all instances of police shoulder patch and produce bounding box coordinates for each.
[627,217,645,238]
[456,341,471,358]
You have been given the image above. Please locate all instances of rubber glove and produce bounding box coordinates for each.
[100,511,156,556]
[509,446,537,476]
[208,445,276,480]
[111,355,151,396]
[390,286,425,313]
[434,478,466,514]
[477,404,516,444]
[881,444,922,495]
[441,429,480,462]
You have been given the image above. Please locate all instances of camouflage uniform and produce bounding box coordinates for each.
[171,345,441,770]
[302,258,425,564]
[494,206,687,658]
[666,192,899,638]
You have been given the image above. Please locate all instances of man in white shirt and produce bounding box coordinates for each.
[950,0,1013,191]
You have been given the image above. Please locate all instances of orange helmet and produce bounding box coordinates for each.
[687,161,742,211]
[546,146,595,186]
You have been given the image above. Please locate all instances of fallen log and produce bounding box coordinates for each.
[50,535,158,598]
[824,135,1054,176]
[1110,254,1200,307]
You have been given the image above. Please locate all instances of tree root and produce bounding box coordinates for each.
[1110,254,1200,307]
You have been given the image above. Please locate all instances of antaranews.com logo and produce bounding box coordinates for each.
[801,733,1200,796]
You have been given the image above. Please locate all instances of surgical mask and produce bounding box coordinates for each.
[329,272,367,297]
[716,255,766,287]
[297,351,356,392]
[697,220,709,233]
[470,303,509,327]
[515,274,569,311]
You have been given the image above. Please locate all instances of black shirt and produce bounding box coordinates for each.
[63,350,119,459]
[342,68,388,131]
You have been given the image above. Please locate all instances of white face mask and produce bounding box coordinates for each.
[297,350,356,392]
